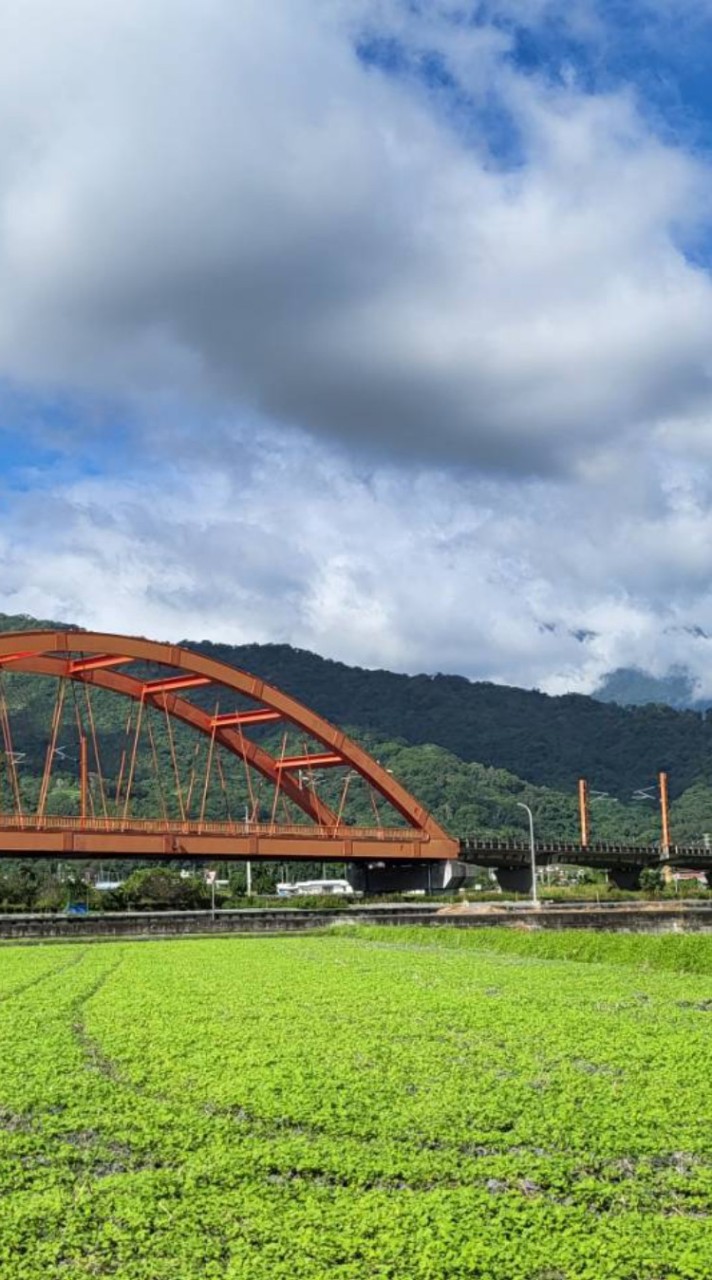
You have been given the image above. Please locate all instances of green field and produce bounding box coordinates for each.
[2,928,712,1279]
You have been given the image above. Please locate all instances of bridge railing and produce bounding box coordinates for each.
[0,814,424,843]
[460,836,712,861]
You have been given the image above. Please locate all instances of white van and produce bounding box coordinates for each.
[276,878,355,898]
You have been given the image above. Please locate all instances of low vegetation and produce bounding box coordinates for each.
[347,924,712,975]
[1,928,712,1277]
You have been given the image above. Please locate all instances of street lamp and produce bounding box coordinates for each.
[516,802,538,907]
[243,805,253,897]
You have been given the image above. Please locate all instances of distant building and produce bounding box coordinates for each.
[276,879,355,898]
[670,870,709,888]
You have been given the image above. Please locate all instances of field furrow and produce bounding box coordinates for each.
[1,929,711,1278]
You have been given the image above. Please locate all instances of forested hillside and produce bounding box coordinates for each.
[193,639,711,800]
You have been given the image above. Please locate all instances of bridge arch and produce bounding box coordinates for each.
[0,629,458,863]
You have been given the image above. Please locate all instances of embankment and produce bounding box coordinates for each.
[2,900,712,940]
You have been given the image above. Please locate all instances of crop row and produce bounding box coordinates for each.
[0,930,711,1277]
[343,924,712,974]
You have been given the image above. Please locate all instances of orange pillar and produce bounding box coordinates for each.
[659,770,670,854]
[659,770,673,887]
[578,778,589,848]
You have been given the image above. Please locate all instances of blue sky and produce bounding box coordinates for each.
[0,383,137,494]
[2,0,712,695]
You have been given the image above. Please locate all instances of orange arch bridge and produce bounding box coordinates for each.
[0,630,459,879]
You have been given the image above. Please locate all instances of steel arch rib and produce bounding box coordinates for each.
[3,655,337,827]
[0,630,450,840]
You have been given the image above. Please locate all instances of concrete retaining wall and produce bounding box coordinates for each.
[430,904,712,933]
[0,905,439,941]
[1,901,712,942]
[2,902,712,940]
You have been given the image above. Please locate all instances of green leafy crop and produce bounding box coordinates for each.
[1,929,711,1277]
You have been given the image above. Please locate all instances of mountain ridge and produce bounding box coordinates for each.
[1,612,710,801]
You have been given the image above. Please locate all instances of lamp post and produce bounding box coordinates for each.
[244,805,253,897]
[206,869,217,920]
[516,802,538,907]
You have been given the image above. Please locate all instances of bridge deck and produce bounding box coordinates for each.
[0,816,457,862]
[0,819,708,869]
[460,838,712,870]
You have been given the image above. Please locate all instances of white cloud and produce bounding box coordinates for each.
[0,1,711,473]
[1,1,712,695]
[5,435,712,696]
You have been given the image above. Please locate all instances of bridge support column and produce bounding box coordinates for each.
[608,867,643,891]
[349,860,466,895]
[495,865,533,895]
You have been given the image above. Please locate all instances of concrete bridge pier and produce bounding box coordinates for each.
[495,865,533,894]
[608,866,643,891]
[349,860,467,895]
[495,863,644,893]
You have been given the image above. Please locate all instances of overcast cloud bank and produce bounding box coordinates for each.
[2,1,712,693]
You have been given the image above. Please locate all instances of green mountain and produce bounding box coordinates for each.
[191,638,711,802]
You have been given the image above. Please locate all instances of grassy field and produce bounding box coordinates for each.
[1,928,712,1278]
